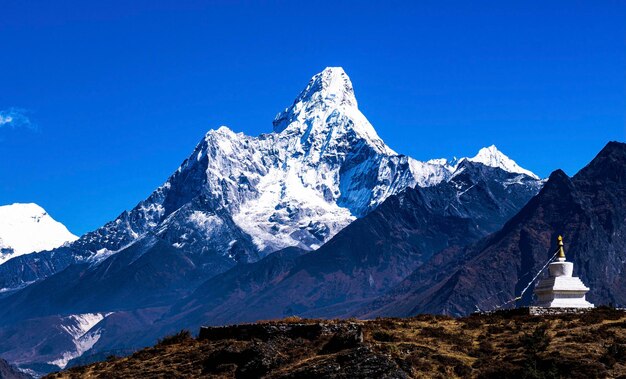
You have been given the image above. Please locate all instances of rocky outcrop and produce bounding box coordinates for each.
[199,322,363,344]
[186,321,395,379]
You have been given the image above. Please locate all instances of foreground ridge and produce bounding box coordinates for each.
[48,308,626,379]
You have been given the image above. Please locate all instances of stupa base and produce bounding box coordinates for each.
[528,306,595,316]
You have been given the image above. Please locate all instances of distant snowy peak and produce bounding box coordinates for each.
[423,146,539,182]
[466,145,539,179]
[0,203,78,264]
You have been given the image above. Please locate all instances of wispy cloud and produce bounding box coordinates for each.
[0,108,34,129]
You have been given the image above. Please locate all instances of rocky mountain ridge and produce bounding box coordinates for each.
[0,67,540,293]
[358,141,626,317]
[147,159,541,331]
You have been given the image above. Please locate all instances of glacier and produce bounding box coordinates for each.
[48,312,112,369]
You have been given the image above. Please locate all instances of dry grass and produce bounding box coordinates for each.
[46,308,626,379]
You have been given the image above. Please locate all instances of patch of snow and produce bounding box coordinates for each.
[60,313,108,340]
[48,312,113,369]
[83,239,141,265]
[0,280,36,294]
[16,368,38,377]
[188,211,224,238]
[457,184,476,199]
[90,248,113,262]
[502,175,526,188]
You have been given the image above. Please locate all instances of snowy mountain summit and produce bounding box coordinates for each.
[0,203,78,264]
[200,67,465,252]
[119,66,539,255]
[271,67,388,155]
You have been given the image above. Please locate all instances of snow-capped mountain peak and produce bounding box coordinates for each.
[276,67,357,129]
[272,67,392,157]
[57,69,538,259]
[466,145,539,179]
[0,203,78,264]
[294,66,357,108]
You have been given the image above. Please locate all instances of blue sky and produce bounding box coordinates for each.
[1,1,624,235]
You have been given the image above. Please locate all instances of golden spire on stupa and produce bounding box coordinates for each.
[557,235,566,259]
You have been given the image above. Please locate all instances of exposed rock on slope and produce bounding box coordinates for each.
[0,358,31,379]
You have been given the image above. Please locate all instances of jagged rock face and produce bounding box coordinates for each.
[360,141,626,317]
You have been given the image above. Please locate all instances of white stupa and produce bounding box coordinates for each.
[533,236,594,308]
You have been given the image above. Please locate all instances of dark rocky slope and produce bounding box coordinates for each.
[0,358,31,379]
[149,161,539,337]
[361,141,626,317]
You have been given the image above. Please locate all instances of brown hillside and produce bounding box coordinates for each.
[47,308,626,379]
